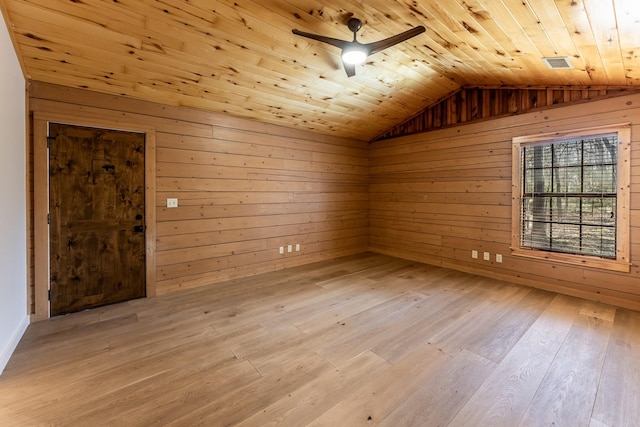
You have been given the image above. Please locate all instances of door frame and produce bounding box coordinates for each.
[33,112,157,320]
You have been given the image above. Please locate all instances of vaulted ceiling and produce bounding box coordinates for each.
[1,0,639,141]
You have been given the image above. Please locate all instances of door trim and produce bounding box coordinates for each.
[33,112,156,320]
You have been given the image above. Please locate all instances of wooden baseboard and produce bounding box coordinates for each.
[368,247,640,312]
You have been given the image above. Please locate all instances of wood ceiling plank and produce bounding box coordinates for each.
[613,0,640,82]
[582,0,627,83]
[555,0,609,85]
[0,0,490,137]
[26,65,136,96]
[410,2,514,83]
[7,0,142,49]
[15,36,205,88]
[460,0,556,84]
[271,0,462,93]
[524,0,581,55]
[614,0,640,49]
[482,0,594,86]
[475,0,545,61]
[17,0,145,29]
[426,1,523,75]
[9,10,395,135]
[93,0,371,98]
[224,0,443,95]
[3,0,640,140]
[497,0,564,57]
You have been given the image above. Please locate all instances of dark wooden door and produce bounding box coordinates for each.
[49,123,146,315]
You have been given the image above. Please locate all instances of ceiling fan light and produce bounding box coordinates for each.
[342,47,367,65]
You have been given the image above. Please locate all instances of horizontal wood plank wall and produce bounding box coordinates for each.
[369,92,640,311]
[28,82,368,301]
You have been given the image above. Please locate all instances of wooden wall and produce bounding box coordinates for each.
[369,92,640,310]
[26,82,640,315]
[28,82,368,309]
[373,86,640,142]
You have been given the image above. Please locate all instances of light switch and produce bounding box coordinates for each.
[166,198,178,208]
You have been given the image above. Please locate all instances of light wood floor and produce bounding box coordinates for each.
[1,253,639,426]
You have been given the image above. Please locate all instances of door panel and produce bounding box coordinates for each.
[49,123,145,315]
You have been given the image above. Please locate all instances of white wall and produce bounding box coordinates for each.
[0,16,28,374]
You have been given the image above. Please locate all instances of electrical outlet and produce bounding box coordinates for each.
[496,254,503,263]
[287,245,292,253]
[295,244,300,252]
[279,246,284,255]
[472,250,478,259]
[166,198,178,208]
[483,251,490,261]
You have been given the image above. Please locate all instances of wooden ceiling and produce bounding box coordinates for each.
[1,0,639,141]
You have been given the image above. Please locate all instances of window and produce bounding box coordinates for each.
[521,134,617,257]
[512,125,630,272]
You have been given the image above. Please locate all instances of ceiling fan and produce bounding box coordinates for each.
[292,17,426,77]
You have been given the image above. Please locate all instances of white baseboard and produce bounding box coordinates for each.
[0,315,30,376]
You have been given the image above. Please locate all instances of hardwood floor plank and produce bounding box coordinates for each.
[307,342,451,426]
[371,275,492,363]
[428,283,531,356]
[379,349,496,426]
[228,323,305,365]
[60,353,258,425]
[319,288,458,366]
[292,281,396,334]
[447,294,583,426]
[589,417,611,427]
[165,353,333,426]
[106,308,215,357]
[463,288,556,363]
[257,278,382,331]
[519,303,614,426]
[235,351,389,426]
[591,308,640,427]
[1,253,639,426]
[2,328,239,424]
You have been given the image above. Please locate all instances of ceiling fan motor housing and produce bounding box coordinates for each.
[347,18,363,34]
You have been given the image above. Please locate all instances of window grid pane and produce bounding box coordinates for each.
[520,134,617,259]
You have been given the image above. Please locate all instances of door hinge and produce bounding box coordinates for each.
[48,289,51,301]
[46,136,56,149]
[47,213,50,224]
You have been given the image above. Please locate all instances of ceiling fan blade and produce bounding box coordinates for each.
[293,20,424,77]
[342,60,356,77]
[365,26,426,55]
[292,29,348,50]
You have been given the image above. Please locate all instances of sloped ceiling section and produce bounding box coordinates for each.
[1,0,639,141]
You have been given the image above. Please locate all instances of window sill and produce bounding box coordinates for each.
[511,248,631,273]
